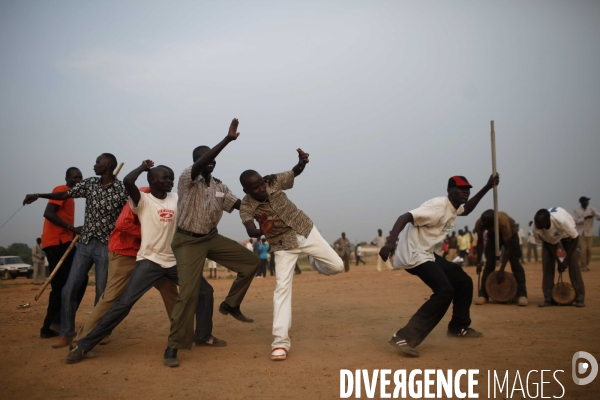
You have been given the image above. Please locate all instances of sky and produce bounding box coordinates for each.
[1,0,599,248]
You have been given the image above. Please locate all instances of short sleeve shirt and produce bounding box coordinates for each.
[67,178,128,244]
[533,207,578,244]
[393,196,464,270]
[239,171,313,252]
[41,184,75,248]
[176,166,239,234]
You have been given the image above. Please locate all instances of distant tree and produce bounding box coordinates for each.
[0,243,33,264]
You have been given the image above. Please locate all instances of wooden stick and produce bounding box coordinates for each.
[35,235,79,301]
[34,162,125,301]
[491,121,500,265]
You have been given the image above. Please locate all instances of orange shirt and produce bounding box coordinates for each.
[41,185,75,248]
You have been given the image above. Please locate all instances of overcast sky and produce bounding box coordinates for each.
[1,0,599,248]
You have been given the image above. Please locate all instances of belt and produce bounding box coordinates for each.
[177,227,208,238]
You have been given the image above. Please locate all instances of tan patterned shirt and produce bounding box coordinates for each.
[176,166,239,234]
[239,170,313,252]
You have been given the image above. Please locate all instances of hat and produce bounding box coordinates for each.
[579,196,590,203]
[447,176,472,189]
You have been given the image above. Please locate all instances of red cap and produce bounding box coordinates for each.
[448,176,472,189]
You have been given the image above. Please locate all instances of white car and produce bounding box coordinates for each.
[0,256,33,280]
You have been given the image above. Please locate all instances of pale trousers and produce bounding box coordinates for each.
[579,236,593,268]
[272,226,344,351]
[376,250,393,271]
[33,261,46,283]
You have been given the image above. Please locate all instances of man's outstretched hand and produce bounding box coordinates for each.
[486,173,500,189]
[258,212,276,235]
[23,194,39,205]
[227,118,240,141]
[297,148,309,164]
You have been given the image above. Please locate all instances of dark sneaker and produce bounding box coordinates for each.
[447,328,483,338]
[195,336,227,347]
[164,347,179,368]
[389,334,419,357]
[538,301,554,308]
[219,302,254,323]
[574,301,585,308]
[65,346,87,364]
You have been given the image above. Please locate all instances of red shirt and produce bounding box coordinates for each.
[108,187,150,257]
[41,185,75,249]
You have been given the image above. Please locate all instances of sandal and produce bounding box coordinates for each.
[271,347,288,361]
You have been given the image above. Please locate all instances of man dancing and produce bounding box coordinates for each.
[165,119,260,367]
[380,174,499,357]
[239,148,344,361]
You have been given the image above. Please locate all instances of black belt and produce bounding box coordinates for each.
[177,227,208,238]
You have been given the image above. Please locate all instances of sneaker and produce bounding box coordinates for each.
[271,347,288,361]
[195,335,227,347]
[389,334,419,357]
[447,328,483,338]
[574,301,585,308]
[517,297,528,307]
[475,297,488,305]
[164,347,179,368]
[65,346,87,364]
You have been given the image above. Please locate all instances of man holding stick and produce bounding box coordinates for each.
[23,153,128,348]
[38,167,83,338]
[533,207,585,308]
[380,174,499,357]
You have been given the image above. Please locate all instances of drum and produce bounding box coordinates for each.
[552,272,576,305]
[485,271,518,303]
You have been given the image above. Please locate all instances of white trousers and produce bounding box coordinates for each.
[272,225,344,351]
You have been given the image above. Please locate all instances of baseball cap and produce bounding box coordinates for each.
[448,176,473,189]
[579,196,590,202]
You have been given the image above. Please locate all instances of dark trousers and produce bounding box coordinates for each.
[397,254,473,348]
[257,259,267,277]
[41,242,83,332]
[194,278,214,343]
[542,240,585,302]
[479,232,528,299]
[78,260,178,351]
[341,253,350,272]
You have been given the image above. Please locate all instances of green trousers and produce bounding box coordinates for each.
[168,229,260,349]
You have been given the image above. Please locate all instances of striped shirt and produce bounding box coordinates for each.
[176,166,239,234]
[239,170,313,252]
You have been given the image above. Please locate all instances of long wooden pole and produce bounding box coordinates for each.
[34,161,125,300]
[491,121,500,265]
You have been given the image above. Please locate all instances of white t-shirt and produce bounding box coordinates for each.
[393,196,464,270]
[372,235,386,248]
[131,192,178,268]
[532,207,578,245]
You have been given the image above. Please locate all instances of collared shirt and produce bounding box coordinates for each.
[334,237,350,256]
[32,243,44,263]
[573,206,600,237]
[67,177,128,245]
[474,211,518,243]
[176,166,238,234]
[239,170,313,252]
[533,207,578,244]
[41,184,75,249]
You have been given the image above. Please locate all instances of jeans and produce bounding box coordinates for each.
[60,238,109,338]
[78,259,178,351]
[396,254,473,348]
[257,259,268,277]
[479,232,528,299]
[41,242,82,332]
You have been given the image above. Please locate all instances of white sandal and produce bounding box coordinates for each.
[271,347,288,361]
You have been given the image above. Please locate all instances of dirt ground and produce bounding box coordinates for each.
[1,256,599,400]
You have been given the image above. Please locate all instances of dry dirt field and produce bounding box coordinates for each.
[1,256,599,399]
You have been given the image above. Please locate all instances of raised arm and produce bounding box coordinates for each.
[379,212,414,261]
[124,160,154,206]
[461,174,500,216]
[191,118,240,180]
[292,148,309,177]
[24,191,70,205]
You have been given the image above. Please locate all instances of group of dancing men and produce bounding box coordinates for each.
[23,118,592,363]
